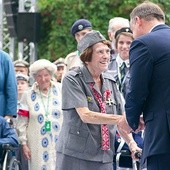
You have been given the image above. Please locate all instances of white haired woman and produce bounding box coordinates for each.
[16,59,63,170]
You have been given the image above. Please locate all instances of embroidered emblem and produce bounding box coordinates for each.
[87,96,93,102]
[78,24,83,30]
[90,83,110,150]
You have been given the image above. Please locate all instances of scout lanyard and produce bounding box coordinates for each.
[40,87,51,132]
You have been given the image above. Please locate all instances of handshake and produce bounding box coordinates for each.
[117,114,145,134]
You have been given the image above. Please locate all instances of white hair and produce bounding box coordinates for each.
[108,17,130,33]
[29,59,56,78]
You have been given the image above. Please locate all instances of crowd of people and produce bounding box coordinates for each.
[0,1,170,170]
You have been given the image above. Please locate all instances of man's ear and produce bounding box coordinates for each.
[135,16,142,26]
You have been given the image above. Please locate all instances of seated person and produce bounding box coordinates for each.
[0,116,19,164]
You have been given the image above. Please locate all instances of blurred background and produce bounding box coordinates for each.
[1,0,170,63]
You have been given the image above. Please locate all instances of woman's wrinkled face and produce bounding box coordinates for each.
[35,69,52,90]
[86,42,111,74]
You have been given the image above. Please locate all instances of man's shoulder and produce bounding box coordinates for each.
[65,51,77,60]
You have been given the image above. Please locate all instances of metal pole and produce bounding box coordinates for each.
[9,38,15,60]
[29,0,38,63]
[18,0,26,60]
[18,0,38,62]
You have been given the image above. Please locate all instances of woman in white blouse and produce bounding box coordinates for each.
[16,59,63,170]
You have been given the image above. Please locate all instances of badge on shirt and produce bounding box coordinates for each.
[45,121,51,132]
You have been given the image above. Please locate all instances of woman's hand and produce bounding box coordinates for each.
[22,144,31,160]
[117,115,132,133]
[128,140,142,161]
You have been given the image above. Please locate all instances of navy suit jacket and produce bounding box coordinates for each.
[125,24,170,163]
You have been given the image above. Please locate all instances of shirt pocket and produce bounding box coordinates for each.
[66,126,89,153]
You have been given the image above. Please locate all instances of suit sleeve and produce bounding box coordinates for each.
[125,39,154,131]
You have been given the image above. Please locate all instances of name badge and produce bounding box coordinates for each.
[45,121,51,132]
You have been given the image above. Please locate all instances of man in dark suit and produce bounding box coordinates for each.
[118,1,170,170]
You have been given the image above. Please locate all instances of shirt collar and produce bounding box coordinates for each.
[116,54,130,68]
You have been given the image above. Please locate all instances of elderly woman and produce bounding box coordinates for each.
[56,31,141,170]
[16,59,63,170]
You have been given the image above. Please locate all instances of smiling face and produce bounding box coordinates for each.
[116,34,133,60]
[35,69,52,91]
[86,42,111,76]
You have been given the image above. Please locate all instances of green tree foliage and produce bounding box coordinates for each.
[37,0,170,61]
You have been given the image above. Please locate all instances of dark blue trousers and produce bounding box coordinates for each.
[147,153,170,170]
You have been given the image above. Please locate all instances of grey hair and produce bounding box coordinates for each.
[108,17,130,33]
[130,1,165,22]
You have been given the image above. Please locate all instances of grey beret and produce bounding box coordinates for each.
[71,19,92,36]
[77,30,106,53]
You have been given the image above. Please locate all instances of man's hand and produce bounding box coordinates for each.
[134,116,145,133]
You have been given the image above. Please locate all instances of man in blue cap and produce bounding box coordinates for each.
[65,19,92,72]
